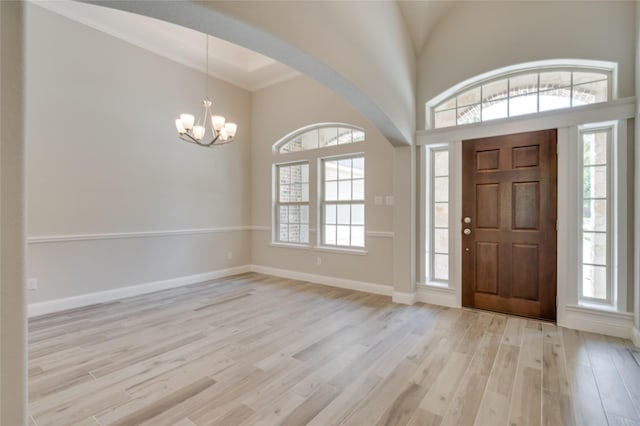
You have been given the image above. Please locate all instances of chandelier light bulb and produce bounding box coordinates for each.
[224,122,237,138]
[175,119,186,134]
[180,114,195,131]
[211,115,225,132]
[192,125,205,141]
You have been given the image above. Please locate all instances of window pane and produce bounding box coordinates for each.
[319,127,338,147]
[352,179,364,200]
[583,132,607,165]
[279,224,289,241]
[337,226,350,246]
[325,160,338,181]
[509,73,538,96]
[288,205,299,223]
[583,232,606,265]
[288,224,300,242]
[434,202,448,227]
[325,204,337,224]
[338,159,352,180]
[482,79,508,101]
[337,204,350,225]
[573,71,607,85]
[482,99,508,121]
[301,164,309,182]
[539,71,571,89]
[337,128,352,145]
[434,254,449,280]
[279,184,290,202]
[434,228,448,254]
[457,87,481,107]
[583,165,607,199]
[300,225,309,243]
[352,157,364,178]
[582,264,607,299]
[583,199,607,231]
[351,226,364,247]
[279,206,288,224]
[351,204,364,225]
[435,97,456,112]
[434,177,448,202]
[433,151,449,176]
[352,130,365,142]
[539,88,571,112]
[290,184,303,202]
[435,109,456,128]
[572,80,607,106]
[457,104,481,125]
[509,94,538,117]
[338,181,352,200]
[279,167,290,184]
[325,225,336,245]
[325,181,337,201]
[295,130,317,151]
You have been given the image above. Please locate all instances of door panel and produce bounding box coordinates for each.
[462,129,557,321]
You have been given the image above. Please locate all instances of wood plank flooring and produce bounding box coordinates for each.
[29,273,640,426]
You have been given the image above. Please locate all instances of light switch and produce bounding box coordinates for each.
[385,195,395,206]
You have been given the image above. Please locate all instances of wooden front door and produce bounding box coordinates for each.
[462,129,557,321]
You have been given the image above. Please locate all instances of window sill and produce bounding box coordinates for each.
[269,242,312,250]
[314,246,368,256]
[416,282,454,291]
[566,303,633,318]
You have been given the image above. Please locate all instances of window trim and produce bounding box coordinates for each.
[319,153,366,250]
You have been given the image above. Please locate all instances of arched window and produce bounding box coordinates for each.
[428,61,615,129]
[273,123,366,249]
[275,123,365,153]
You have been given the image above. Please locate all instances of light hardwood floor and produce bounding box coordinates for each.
[29,273,640,426]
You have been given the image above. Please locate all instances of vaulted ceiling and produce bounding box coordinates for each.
[34,0,455,91]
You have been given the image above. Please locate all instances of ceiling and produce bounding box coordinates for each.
[33,0,454,90]
[397,0,456,55]
[32,0,300,92]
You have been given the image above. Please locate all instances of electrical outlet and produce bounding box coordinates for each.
[227,251,233,260]
[28,278,38,291]
[316,257,322,266]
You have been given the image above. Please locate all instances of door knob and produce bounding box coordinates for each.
[463,228,471,235]
[463,217,471,224]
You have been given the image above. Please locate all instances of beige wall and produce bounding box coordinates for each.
[26,4,252,304]
[251,76,395,287]
[1,1,27,423]
[417,1,637,130]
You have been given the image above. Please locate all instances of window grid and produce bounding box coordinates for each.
[279,126,365,153]
[434,68,610,129]
[322,155,365,248]
[428,147,449,282]
[579,129,612,304]
[276,162,309,244]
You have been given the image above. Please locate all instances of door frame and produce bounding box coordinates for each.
[416,98,634,329]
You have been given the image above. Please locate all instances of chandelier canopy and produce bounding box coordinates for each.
[175,35,237,147]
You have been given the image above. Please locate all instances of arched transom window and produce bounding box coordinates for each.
[431,65,612,129]
[276,123,365,153]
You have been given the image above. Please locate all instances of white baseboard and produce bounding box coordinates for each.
[28,265,252,318]
[249,265,392,296]
[392,291,416,305]
[560,305,635,340]
[632,326,640,348]
[416,284,458,308]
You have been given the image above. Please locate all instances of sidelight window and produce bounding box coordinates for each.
[579,127,612,303]
[426,146,450,283]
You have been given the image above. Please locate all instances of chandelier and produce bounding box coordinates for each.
[174,35,237,147]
